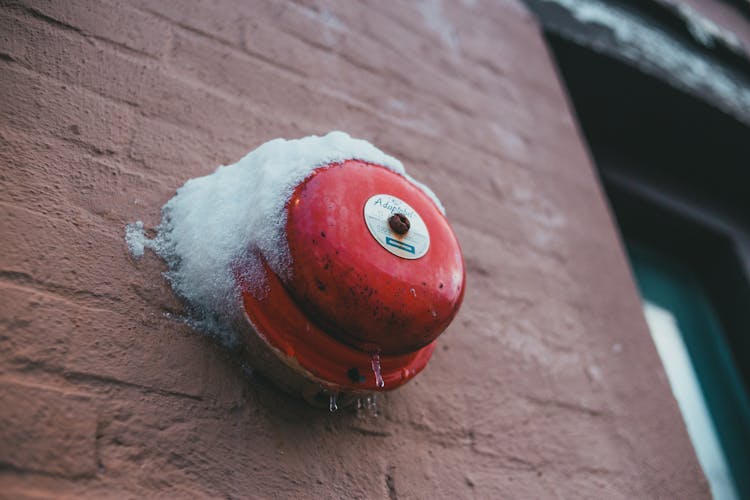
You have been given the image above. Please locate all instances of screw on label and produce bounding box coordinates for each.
[363,194,430,259]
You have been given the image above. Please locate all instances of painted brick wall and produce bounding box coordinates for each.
[0,0,708,498]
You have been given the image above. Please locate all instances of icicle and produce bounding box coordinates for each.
[367,394,379,417]
[329,392,338,412]
[355,397,366,419]
[371,352,385,388]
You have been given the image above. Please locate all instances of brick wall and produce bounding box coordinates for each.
[0,0,708,498]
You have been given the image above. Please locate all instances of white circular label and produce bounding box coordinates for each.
[363,194,430,260]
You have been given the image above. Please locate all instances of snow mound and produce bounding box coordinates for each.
[125,131,443,346]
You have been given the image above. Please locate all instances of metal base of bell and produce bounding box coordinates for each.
[232,307,364,409]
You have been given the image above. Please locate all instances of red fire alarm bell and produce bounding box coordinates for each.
[234,160,465,408]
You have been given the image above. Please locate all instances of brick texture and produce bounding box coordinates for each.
[0,381,97,478]
[0,0,710,498]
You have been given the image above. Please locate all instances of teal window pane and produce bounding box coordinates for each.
[644,301,737,500]
[629,244,750,499]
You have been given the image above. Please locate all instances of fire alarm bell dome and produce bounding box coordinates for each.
[127,131,464,409]
[236,159,465,406]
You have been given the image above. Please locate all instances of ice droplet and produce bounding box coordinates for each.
[366,394,379,416]
[371,352,385,388]
[355,397,367,419]
[329,393,338,412]
[410,288,417,298]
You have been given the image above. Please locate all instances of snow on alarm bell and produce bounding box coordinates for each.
[126,132,465,409]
